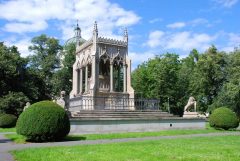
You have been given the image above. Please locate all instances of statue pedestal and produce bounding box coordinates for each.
[183,112,198,118]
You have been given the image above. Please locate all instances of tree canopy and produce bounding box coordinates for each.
[1,34,240,117]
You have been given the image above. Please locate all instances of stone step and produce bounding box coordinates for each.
[72,113,172,116]
[72,110,168,114]
[71,111,174,119]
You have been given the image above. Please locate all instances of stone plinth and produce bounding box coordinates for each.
[183,112,198,118]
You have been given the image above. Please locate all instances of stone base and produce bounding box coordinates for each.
[70,118,206,134]
[183,112,199,118]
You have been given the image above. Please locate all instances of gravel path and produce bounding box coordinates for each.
[1,132,240,161]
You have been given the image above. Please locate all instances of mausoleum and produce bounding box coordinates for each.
[69,22,134,110]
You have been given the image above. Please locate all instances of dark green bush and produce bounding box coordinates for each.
[209,107,239,130]
[0,113,17,128]
[0,92,29,116]
[16,101,70,142]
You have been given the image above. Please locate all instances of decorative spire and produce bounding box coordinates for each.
[123,27,128,42]
[74,20,82,46]
[93,21,98,34]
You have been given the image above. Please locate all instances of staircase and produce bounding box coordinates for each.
[70,110,175,120]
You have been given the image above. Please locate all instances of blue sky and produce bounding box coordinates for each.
[0,0,240,69]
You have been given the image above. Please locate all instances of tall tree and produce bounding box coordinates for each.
[28,34,62,98]
[0,42,27,96]
[190,45,227,112]
[132,53,181,114]
[51,42,78,96]
[212,47,240,116]
[176,49,199,114]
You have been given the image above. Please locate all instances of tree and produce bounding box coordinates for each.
[51,42,77,96]
[28,34,62,98]
[132,53,182,115]
[0,42,28,97]
[176,49,199,114]
[212,47,240,116]
[0,92,29,116]
[190,46,228,112]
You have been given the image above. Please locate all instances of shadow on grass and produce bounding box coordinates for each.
[64,135,87,141]
[26,135,87,143]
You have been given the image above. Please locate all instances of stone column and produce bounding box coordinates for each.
[80,68,83,94]
[123,64,127,92]
[77,69,80,94]
[85,65,88,92]
[110,62,113,92]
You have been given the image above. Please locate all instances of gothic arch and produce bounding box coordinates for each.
[113,54,124,66]
[77,61,81,69]
[87,55,92,64]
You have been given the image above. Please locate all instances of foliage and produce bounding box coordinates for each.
[0,92,29,116]
[211,48,240,116]
[0,113,17,128]
[209,107,239,130]
[51,42,76,96]
[0,42,28,97]
[28,34,62,98]
[16,101,70,142]
[132,53,182,115]
[190,46,227,112]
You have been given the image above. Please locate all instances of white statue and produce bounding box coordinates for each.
[56,91,66,108]
[184,97,196,112]
[23,102,31,111]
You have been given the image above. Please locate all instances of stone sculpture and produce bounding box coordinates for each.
[184,96,196,112]
[56,91,66,108]
[23,102,31,111]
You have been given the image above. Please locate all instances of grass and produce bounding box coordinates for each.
[0,127,16,133]
[12,135,240,161]
[5,126,232,144]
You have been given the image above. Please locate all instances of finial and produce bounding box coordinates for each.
[123,27,128,42]
[124,27,128,37]
[94,21,98,32]
[93,21,98,38]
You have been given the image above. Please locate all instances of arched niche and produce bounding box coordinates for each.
[113,55,124,92]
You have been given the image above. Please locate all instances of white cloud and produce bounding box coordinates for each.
[149,18,162,24]
[5,38,32,57]
[0,0,140,55]
[220,33,240,52]
[189,18,209,26]
[0,0,140,35]
[4,21,48,33]
[214,0,238,8]
[167,22,186,29]
[146,30,217,52]
[129,51,156,70]
[145,31,165,48]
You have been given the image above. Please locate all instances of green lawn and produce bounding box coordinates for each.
[12,135,240,161]
[0,127,16,133]
[5,127,231,144]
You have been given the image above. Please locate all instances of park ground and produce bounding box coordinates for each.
[1,125,240,161]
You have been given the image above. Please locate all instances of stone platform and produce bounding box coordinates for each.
[69,110,206,134]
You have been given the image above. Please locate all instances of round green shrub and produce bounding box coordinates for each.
[209,107,239,130]
[0,113,17,128]
[16,101,70,142]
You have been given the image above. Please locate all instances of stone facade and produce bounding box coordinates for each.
[70,22,134,110]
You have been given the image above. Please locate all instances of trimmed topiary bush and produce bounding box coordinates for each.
[209,107,239,130]
[0,113,17,128]
[16,101,70,142]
